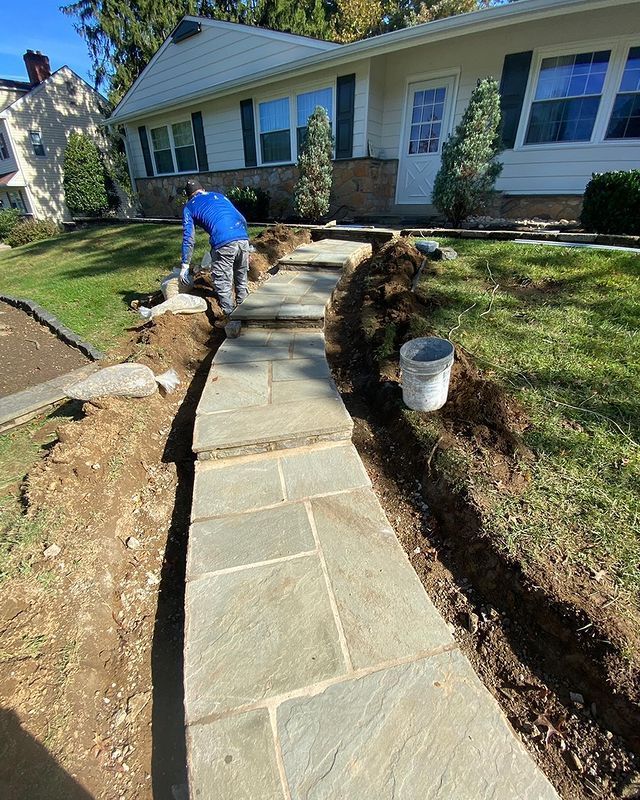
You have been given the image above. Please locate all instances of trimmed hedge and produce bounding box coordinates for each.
[6,219,60,248]
[63,132,109,216]
[0,208,22,243]
[226,186,270,221]
[581,170,640,236]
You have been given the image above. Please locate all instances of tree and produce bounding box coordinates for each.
[258,0,334,39]
[432,77,502,227]
[335,0,384,42]
[293,106,333,221]
[63,132,110,216]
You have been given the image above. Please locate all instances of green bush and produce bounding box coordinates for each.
[581,170,640,235]
[0,208,22,242]
[226,186,270,221]
[432,77,503,227]
[293,106,333,221]
[6,219,60,248]
[63,132,109,216]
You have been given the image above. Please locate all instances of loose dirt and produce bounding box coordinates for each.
[248,223,311,279]
[325,241,640,800]
[0,301,90,397]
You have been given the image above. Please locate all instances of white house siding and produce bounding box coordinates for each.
[115,20,339,121]
[125,60,371,180]
[366,56,386,157]
[4,68,109,220]
[372,2,640,198]
[0,87,27,113]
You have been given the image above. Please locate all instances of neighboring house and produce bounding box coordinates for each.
[0,50,109,221]
[108,0,640,221]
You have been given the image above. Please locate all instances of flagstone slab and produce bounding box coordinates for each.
[278,240,371,271]
[215,345,292,364]
[193,396,352,457]
[311,490,453,668]
[272,358,331,381]
[198,362,270,414]
[280,444,370,500]
[187,710,282,800]
[192,458,284,520]
[184,556,346,721]
[188,502,315,577]
[277,650,558,800]
[270,378,339,404]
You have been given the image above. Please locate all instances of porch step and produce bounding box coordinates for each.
[277,238,371,271]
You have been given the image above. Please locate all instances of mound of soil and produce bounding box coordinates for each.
[249,224,311,279]
[0,301,90,397]
[326,243,640,800]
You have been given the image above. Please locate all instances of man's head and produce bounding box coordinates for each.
[184,178,204,198]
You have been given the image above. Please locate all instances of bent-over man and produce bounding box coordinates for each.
[180,179,249,326]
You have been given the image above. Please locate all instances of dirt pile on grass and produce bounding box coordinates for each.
[249,224,311,279]
[1,311,219,800]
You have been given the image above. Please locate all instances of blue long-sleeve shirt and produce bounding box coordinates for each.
[181,191,248,265]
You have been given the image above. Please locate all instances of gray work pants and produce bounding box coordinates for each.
[210,240,249,316]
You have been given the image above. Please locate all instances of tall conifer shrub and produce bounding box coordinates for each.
[293,106,333,222]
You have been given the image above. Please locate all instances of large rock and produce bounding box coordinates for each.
[68,363,157,400]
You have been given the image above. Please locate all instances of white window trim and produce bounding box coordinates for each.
[29,130,46,157]
[150,118,199,176]
[254,80,337,167]
[515,37,640,151]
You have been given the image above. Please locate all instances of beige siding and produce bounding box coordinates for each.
[0,120,19,174]
[126,60,370,180]
[115,20,339,121]
[373,3,640,196]
[5,68,109,220]
[366,56,386,156]
[0,87,27,113]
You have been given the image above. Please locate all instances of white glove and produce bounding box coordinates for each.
[179,263,191,285]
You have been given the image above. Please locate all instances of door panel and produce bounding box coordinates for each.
[396,76,456,204]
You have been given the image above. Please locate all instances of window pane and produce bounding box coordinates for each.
[259,98,290,134]
[150,126,170,151]
[606,92,640,139]
[534,50,610,101]
[408,86,446,154]
[297,88,332,127]
[175,145,197,171]
[526,96,600,143]
[619,46,640,93]
[30,131,45,156]
[260,130,291,163]
[154,148,174,174]
[0,133,8,159]
[172,121,194,148]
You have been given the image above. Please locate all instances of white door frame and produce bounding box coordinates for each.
[395,69,460,205]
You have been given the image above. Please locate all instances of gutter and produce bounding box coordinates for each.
[107,0,624,124]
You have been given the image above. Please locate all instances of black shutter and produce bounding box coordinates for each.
[191,111,208,171]
[499,51,533,149]
[138,126,154,177]
[335,74,356,159]
[240,99,257,167]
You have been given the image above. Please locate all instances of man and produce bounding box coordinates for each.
[180,179,250,326]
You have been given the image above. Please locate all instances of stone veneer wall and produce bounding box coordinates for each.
[498,194,583,221]
[135,158,399,219]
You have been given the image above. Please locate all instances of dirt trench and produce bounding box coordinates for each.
[325,246,640,800]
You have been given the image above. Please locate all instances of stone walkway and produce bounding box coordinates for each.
[185,239,558,799]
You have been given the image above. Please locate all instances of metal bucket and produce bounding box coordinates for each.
[400,337,454,412]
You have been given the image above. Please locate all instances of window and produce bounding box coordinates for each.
[5,190,27,212]
[171,121,197,171]
[150,126,175,174]
[259,98,291,164]
[296,88,332,151]
[150,122,197,174]
[606,46,640,139]
[30,130,45,156]
[525,50,610,144]
[0,132,9,160]
[408,87,446,154]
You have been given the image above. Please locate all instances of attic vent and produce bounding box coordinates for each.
[172,20,202,44]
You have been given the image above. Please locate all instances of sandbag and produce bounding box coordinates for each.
[68,363,158,400]
[138,293,208,320]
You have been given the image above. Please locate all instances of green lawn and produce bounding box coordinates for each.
[411,239,640,609]
[0,224,262,351]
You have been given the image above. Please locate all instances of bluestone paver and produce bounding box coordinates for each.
[184,556,346,721]
[192,458,284,520]
[270,378,339,404]
[271,357,331,381]
[187,710,283,800]
[278,650,558,800]
[187,502,315,576]
[280,443,371,500]
[198,362,270,413]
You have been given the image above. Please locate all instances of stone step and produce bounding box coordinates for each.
[277,238,371,271]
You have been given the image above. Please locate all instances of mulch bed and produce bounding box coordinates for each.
[0,302,90,397]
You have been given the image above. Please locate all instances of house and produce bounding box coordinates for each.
[107,0,640,222]
[0,50,109,221]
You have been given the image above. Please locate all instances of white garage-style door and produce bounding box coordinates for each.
[396,76,457,205]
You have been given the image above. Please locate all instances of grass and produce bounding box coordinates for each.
[0,223,263,351]
[413,239,640,607]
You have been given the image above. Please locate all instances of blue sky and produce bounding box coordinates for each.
[0,0,93,84]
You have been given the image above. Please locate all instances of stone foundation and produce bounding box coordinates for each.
[497,194,583,222]
[135,158,398,219]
